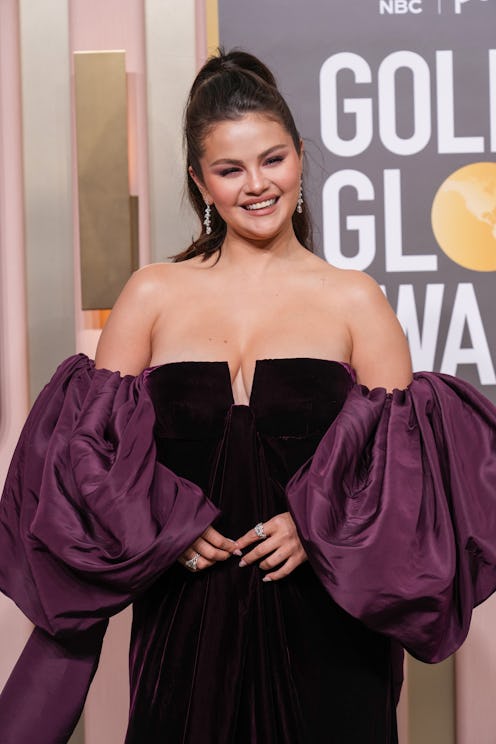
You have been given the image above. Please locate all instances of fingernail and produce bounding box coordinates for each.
[239,559,247,567]
[262,576,272,582]
[232,549,242,557]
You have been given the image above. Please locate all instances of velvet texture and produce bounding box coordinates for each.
[126,359,396,743]
[0,354,495,743]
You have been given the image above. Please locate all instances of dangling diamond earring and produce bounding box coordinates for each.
[296,184,303,214]
[203,201,212,235]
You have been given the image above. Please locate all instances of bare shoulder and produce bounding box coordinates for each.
[300,255,385,308]
[116,259,201,305]
[333,267,387,307]
[319,265,413,391]
[94,262,181,375]
[125,260,181,294]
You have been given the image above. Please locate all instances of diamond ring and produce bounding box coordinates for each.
[185,552,201,571]
[254,522,267,540]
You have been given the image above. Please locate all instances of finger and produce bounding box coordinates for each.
[258,548,290,571]
[238,537,279,566]
[202,527,242,555]
[262,557,298,582]
[235,523,271,551]
[194,536,233,562]
[180,550,214,572]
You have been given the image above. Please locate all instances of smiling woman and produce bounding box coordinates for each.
[173,49,313,263]
[189,115,303,243]
[1,48,496,744]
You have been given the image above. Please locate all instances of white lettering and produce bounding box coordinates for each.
[436,51,484,153]
[379,0,422,12]
[378,51,431,155]
[320,53,372,157]
[441,283,496,384]
[322,170,375,269]
[454,0,470,13]
[380,0,395,12]
[395,284,444,370]
[321,49,493,156]
[384,170,438,271]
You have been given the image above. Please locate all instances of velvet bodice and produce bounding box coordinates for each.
[146,357,354,495]
[127,358,397,744]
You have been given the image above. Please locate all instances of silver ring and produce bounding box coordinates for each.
[254,522,267,540]
[185,552,201,571]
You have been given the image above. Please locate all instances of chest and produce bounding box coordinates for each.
[149,278,351,405]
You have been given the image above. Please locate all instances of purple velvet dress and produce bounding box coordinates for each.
[1,354,496,743]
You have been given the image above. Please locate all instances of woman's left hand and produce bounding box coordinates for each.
[234,512,308,581]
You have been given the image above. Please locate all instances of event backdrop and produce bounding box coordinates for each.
[219,0,496,402]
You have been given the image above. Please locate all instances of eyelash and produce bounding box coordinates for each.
[218,156,285,177]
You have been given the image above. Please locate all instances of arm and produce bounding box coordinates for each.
[346,271,413,392]
[95,265,163,375]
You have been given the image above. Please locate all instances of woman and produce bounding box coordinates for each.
[1,49,496,744]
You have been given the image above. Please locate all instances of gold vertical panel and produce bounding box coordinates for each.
[408,655,456,744]
[206,0,219,56]
[74,51,136,310]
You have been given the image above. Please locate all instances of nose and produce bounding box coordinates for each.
[245,167,269,195]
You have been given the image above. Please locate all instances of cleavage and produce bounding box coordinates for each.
[230,361,255,407]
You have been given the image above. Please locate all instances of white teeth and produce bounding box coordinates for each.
[244,198,276,211]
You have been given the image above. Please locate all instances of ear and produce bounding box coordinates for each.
[188,165,212,205]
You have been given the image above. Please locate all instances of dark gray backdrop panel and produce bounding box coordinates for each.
[219,0,496,400]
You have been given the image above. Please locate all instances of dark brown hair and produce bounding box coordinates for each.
[171,49,313,263]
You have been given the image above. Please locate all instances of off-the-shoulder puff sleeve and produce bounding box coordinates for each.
[286,371,496,664]
[0,354,220,743]
[0,354,220,635]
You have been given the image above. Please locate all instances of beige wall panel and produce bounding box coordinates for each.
[146,0,198,261]
[456,595,496,744]
[19,0,76,400]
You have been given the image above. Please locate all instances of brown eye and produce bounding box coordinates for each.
[219,167,241,177]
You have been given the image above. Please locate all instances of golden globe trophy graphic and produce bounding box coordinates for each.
[432,163,496,272]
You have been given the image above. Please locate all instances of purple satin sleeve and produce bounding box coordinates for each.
[0,354,220,636]
[0,622,107,744]
[0,354,220,742]
[286,371,496,663]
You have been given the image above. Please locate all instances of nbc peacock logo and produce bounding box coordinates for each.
[431,162,496,272]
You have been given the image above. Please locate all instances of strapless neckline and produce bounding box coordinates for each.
[144,357,356,408]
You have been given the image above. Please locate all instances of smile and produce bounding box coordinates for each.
[243,198,278,211]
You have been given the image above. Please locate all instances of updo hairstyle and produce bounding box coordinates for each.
[172,49,313,262]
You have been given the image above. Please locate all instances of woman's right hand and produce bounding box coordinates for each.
[179,526,242,572]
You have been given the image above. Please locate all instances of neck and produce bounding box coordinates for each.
[216,224,303,275]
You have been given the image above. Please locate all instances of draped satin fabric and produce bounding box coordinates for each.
[0,354,495,743]
[286,373,496,663]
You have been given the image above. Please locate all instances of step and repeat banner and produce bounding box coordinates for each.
[219,0,496,402]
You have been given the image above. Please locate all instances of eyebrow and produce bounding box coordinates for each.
[209,144,289,167]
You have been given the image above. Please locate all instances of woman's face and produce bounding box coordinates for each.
[191,113,303,242]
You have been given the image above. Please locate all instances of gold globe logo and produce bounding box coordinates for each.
[431,162,496,272]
